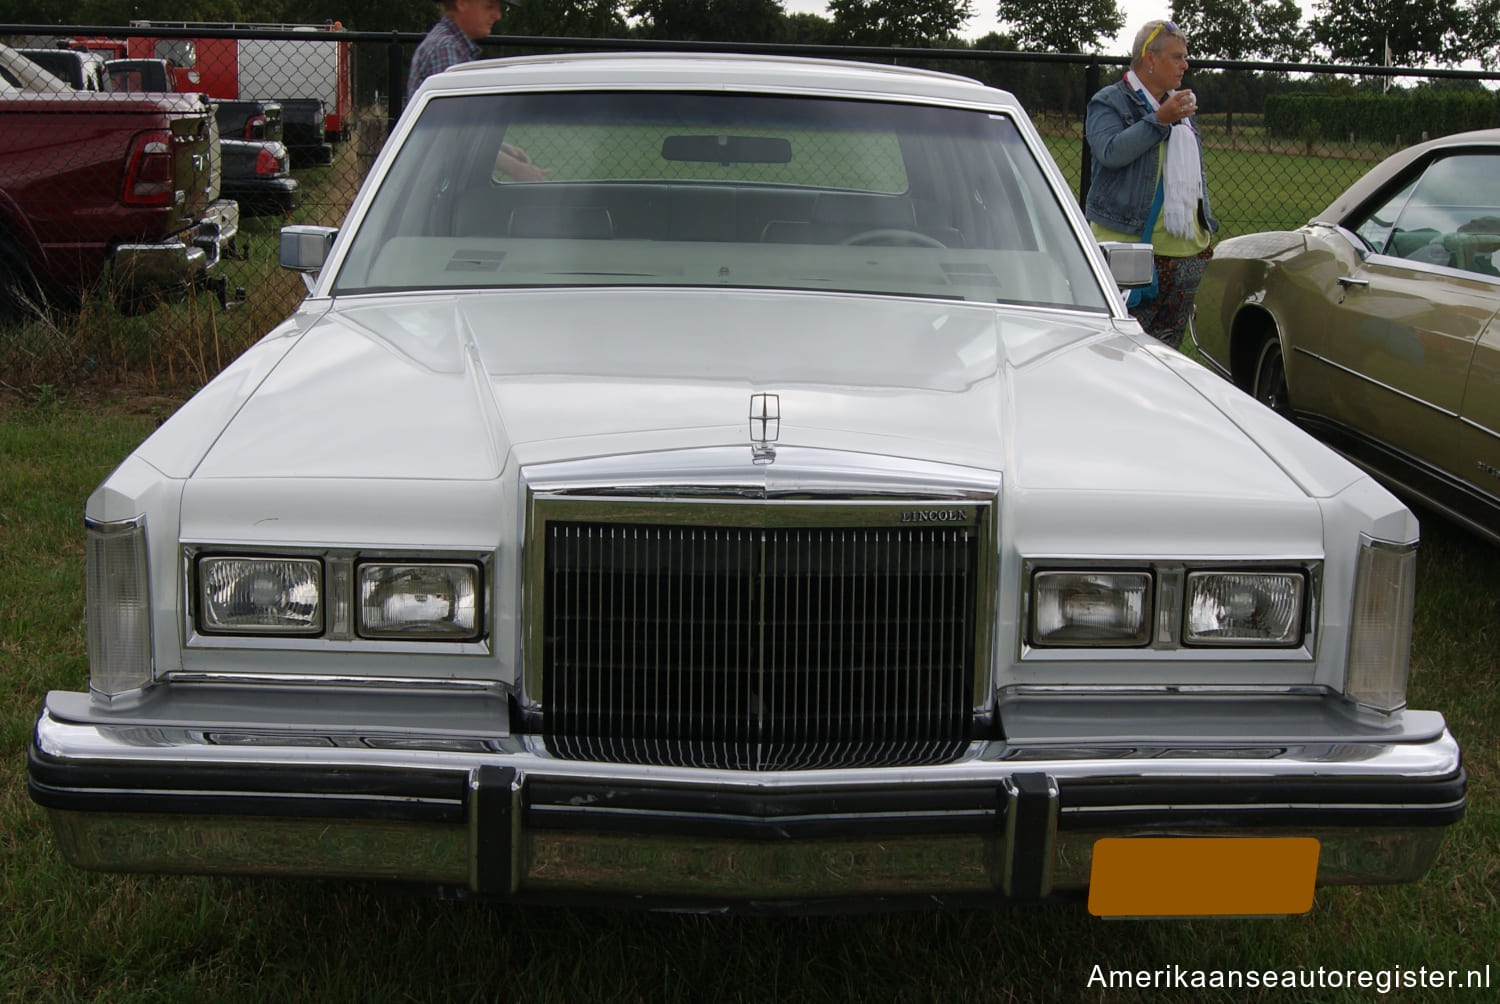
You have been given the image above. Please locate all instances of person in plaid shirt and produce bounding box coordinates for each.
[407,0,546,181]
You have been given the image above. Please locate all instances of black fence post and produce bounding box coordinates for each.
[1080,62,1099,206]
[387,32,403,132]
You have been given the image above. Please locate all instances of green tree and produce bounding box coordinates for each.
[996,0,1123,55]
[0,0,74,23]
[784,11,837,43]
[996,0,1122,119]
[826,0,975,47]
[507,1,630,37]
[1308,0,1487,67]
[320,0,436,33]
[972,30,1044,108]
[627,0,786,42]
[1171,0,1309,134]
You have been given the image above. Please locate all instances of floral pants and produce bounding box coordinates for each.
[1130,246,1214,350]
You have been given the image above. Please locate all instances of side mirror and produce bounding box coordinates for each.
[279,225,338,290]
[1100,242,1155,288]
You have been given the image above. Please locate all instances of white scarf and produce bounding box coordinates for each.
[1126,70,1201,240]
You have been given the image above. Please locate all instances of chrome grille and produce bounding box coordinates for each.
[538,519,980,770]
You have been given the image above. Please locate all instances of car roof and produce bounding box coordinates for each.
[16,47,107,65]
[424,50,1020,111]
[1319,127,1500,223]
[0,42,70,91]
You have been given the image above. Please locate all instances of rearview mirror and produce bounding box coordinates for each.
[280,225,338,291]
[1100,242,1155,288]
[661,134,792,165]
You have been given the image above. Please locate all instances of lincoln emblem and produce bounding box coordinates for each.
[749,392,779,464]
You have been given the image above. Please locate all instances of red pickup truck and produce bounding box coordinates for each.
[0,42,239,318]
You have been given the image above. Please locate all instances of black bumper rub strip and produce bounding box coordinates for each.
[26,745,469,822]
[1058,770,1469,829]
[522,779,1004,839]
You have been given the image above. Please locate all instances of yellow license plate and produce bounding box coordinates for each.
[1088,837,1320,917]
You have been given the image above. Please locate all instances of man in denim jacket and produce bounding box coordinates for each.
[1086,19,1218,349]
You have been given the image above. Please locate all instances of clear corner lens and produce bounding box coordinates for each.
[1346,540,1415,712]
[357,563,480,640]
[1031,570,1151,647]
[1184,571,1304,646]
[198,556,323,635]
[86,519,152,696]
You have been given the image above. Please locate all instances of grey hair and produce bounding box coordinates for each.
[1129,19,1188,70]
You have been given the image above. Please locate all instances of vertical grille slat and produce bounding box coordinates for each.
[542,516,980,771]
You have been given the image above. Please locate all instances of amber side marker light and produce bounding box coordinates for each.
[1088,837,1320,917]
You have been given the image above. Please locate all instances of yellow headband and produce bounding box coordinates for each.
[1141,20,1177,59]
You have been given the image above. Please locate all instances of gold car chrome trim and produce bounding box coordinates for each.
[1292,346,1459,419]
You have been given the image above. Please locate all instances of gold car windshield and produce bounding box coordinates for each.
[331,91,1109,310]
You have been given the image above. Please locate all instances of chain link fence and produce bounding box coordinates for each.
[2,22,1497,391]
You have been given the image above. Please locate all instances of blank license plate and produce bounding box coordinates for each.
[1088,837,1320,917]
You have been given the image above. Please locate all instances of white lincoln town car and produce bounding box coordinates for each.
[28,52,1464,915]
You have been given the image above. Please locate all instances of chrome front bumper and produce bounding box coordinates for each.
[29,691,1466,912]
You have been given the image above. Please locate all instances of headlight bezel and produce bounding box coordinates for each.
[184,545,492,651]
[1023,559,1319,657]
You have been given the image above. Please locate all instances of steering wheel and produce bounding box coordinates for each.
[840,228,947,249]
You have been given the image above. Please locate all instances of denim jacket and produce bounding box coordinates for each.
[1084,78,1218,238]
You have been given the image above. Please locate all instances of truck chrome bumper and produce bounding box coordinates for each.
[28,698,1466,912]
[109,199,242,301]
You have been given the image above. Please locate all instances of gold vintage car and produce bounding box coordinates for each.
[1191,128,1500,544]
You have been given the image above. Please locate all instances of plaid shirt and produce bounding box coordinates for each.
[407,16,482,100]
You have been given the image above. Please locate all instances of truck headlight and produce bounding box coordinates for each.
[1031,570,1151,646]
[197,556,323,635]
[357,562,481,640]
[1183,571,1305,646]
[86,516,153,699]
[1345,537,1416,713]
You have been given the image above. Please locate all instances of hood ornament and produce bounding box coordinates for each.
[749,393,779,465]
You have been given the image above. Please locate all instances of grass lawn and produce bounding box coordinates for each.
[1043,133,1380,239]
[1,392,1495,1002]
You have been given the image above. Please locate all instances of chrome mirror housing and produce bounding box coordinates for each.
[1100,241,1155,288]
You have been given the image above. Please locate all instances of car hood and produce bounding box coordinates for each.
[157,289,1354,510]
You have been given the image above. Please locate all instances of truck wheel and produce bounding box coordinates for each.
[0,226,45,324]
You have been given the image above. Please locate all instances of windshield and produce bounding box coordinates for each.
[331,90,1108,311]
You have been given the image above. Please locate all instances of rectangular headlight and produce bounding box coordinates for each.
[1184,571,1305,646]
[1031,570,1151,647]
[357,562,481,640]
[198,556,323,635]
[1345,538,1416,713]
